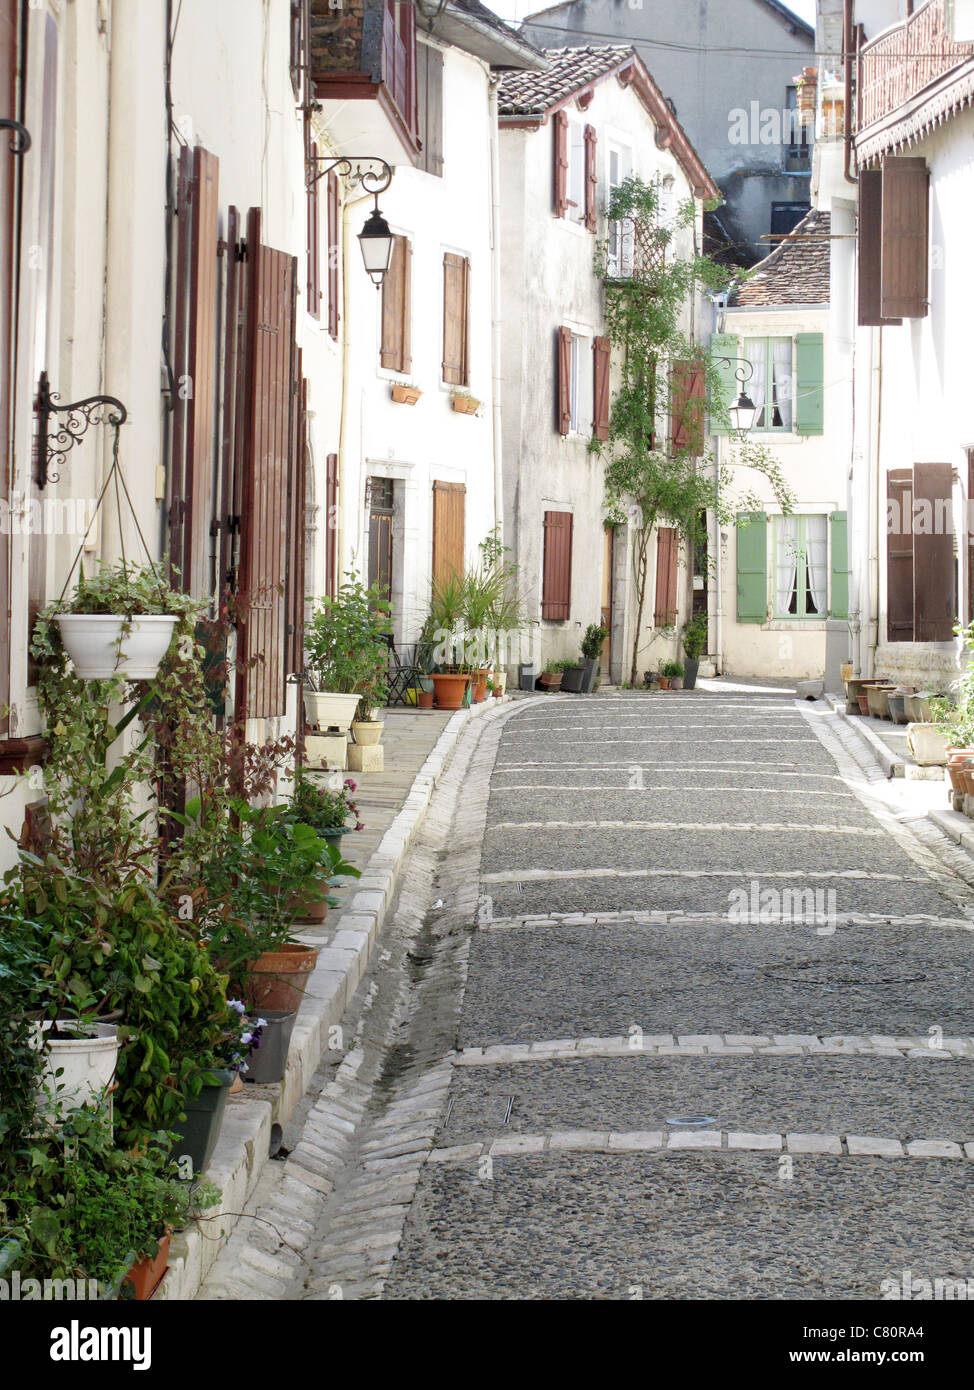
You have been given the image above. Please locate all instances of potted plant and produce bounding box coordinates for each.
[539,661,570,691]
[351,687,386,746]
[285,770,364,846]
[451,389,481,415]
[242,1009,296,1086]
[578,622,608,692]
[681,613,707,691]
[391,381,422,405]
[662,660,685,690]
[426,571,473,709]
[304,578,392,734]
[561,663,586,693]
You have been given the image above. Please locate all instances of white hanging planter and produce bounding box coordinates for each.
[33,1021,121,1116]
[303,690,362,735]
[56,614,178,680]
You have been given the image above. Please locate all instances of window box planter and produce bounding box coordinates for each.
[866,683,894,719]
[34,1021,120,1117]
[244,943,320,1014]
[303,691,362,735]
[451,393,481,415]
[120,1235,170,1302]
[431,673,471,709]
[170,1069,235,1179]
[391,383,422,405]
[244,1010,296,1085]
[906,723,947,766]
[55,614,178,681]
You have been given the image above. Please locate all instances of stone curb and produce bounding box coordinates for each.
[450,1032,974,1063]
[159,693,532,1301]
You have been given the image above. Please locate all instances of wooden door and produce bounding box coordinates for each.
[601,524,613,671]
[368,477,394,598]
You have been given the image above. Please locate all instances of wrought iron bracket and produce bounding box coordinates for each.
[711,354,754,389]
[35,371,129,489]
[305,153,392,194]
[0,118,30,154]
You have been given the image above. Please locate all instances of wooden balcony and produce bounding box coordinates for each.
[858,0,974,129]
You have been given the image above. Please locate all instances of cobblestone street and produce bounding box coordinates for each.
[201,688,974,1301]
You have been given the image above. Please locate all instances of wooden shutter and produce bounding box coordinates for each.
[417,41,443,176]
[886,469,914,642]
[380,234,411,373]
[170,144,220,600]
[583,123,597,232]
[305,124,321,319]
[0,0,17,734]
[432,481,465,587]
[830,511,849,620]
[968,450,974,626]
[553,109,568,217]
[326,171,339,338]
[236,209,298,721]
[709,332,738,436]
[653,527,679,627]
[442,253,469,386]
[285,364,307,677]
[325,452,338,599]
[858,167,901,327]
[556,325,572,435]
[881,156,929,320]
[593,336,611,442]
[736,512,767,623]
[670,358,706,454]
[913,461,954,642]
[795,332,824,436]
[542,510,573,619]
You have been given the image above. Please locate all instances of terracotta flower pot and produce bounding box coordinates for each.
[658,676,670,690]
[472,679,487,703]
[391,383,421,405]
[856,692,870,715]
[244,943,320,1013]
[451,394,480,414]
[539,672,563,691]
[121,1235,170,1301]
[431,673,471,709]
[418,690,434,709]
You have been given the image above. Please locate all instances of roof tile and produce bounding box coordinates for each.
[729,208,831,306]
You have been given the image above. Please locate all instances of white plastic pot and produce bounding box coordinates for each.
[56,614,178,680]
[351,719,383,747]
[34,1021,120,1116]
[303,691,362,735]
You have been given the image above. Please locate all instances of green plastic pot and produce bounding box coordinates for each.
[170,1068,234,1179]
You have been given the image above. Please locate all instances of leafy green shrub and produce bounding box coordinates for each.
[682,613,708,661]
[662,661,685,678]
[306,577,390,705]
[581,622,608,661]
[0,913,46,1169]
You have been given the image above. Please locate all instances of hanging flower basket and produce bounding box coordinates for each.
[451,393,481,415]
[55,614,179,681]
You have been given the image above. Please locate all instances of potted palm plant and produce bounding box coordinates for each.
[427,570,472,709]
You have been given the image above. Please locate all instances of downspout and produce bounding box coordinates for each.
[488,76,503,546]
[714,296,725,676]
[868,327,881,677]
[842,0,857,186]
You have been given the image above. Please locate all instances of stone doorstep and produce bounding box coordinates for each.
[161,692,527,1302]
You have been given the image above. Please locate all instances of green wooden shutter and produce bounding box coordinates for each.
[736,511,767,623]
[830,510,849,619]
[709,332,738,436]
[795,332,824,435]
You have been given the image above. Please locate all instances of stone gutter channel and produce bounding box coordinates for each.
[159,692,533,1301]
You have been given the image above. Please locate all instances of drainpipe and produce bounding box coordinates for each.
[864,326,881,678]
[842,0,857,186]
[713,296,725,675]
[488,76,504,547]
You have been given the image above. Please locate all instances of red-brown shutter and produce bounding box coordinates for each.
[220,205,249,605]
[653,527,679,627]
[285,361,307,677]
[881,156,929,320]
[913,461,954,642]
[305,123,321,319]
[170,144,220,599]
[325,452,338,599]
[553,109,568,217]
[542,510,573,620]
[583,123,597,232]
[0,0,17,733]
[432,481,466,587]
[236,209,298,721]
[380,234,411,373]
[557,325,572,435]
[326,170,339,338]
[593,335,610,442]
[857,168,901,327]
[442,253,469,386]
[968,450,974,626]
[886,469,914,642]
[670,358,706,454]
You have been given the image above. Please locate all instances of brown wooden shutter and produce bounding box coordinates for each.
[170,144,220,599]
[305,118,321,319]
[380,234,411,373]
[557,325,572,435]
[236,209,298,721]
[670,358,706,454]
[285,364,308,677]
[968,450,974,626]
[913,460,954,642]
[553,109,568,217]
[886,469,914,642]
[0,0,17,734]
[325,452,338,599]
[857,168,901,327]
[220,205,250,605]
[442,253,469,386]
[542,510,573,620]
[653,527,679,627]
[881,156,929,320]
[432,481,466,588]
[583,123,597,232]
[593,336,610,442]
[326,170,339,338]
[417,41,443,176]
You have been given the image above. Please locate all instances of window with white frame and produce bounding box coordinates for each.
[743,337,794,431]
[567,121,585,224]
[775,514,828,617]
[607,144,633,275]
[569,331,592,434]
